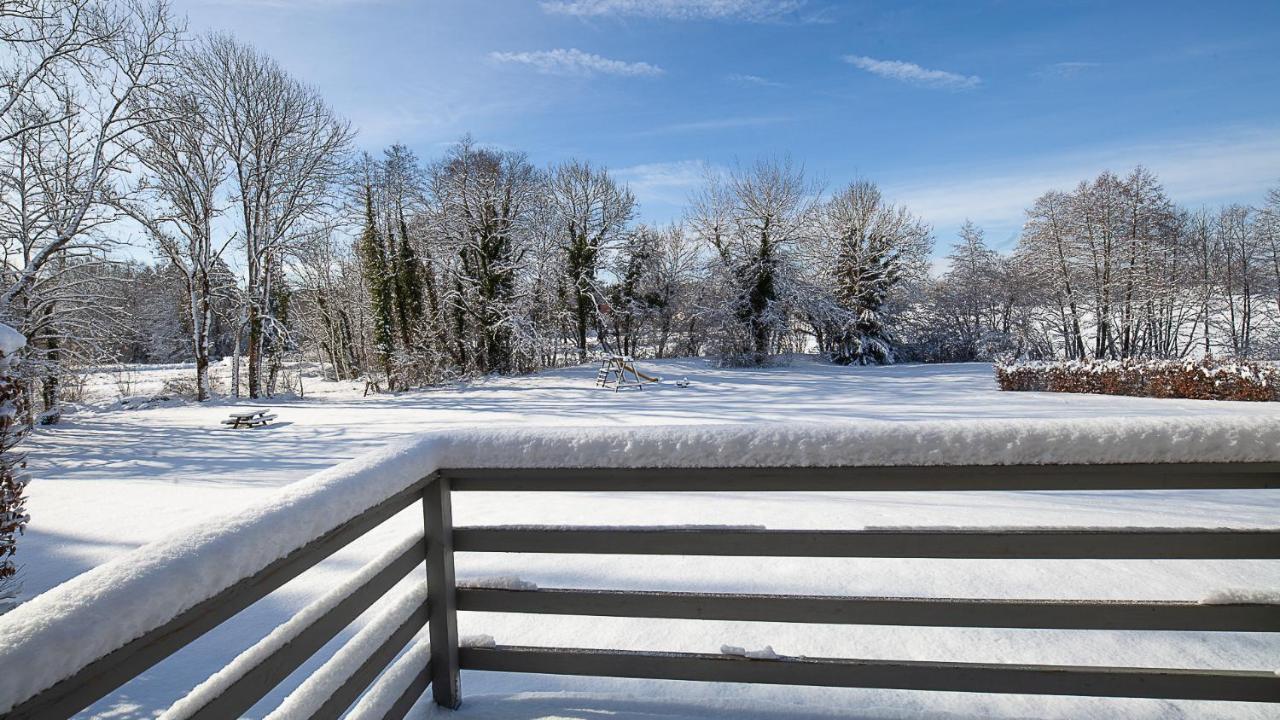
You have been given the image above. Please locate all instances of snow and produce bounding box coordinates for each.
[0,323,25,358]
[457,576,539,591]
[8,358,1280,719]
[0,437,441,715]
[460,634,497,649]
[1200,588,1280,605]
[447,416,1280,467]
[264,581,428,720]
[344,632,431,720]
[157,532,423,720]
[720,644,782,660]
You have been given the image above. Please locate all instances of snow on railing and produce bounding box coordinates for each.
[2,418,1280,716]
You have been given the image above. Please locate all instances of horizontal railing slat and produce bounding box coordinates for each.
[302,597,430,720]
[442,463,1280,492]
[2,475,435,720]
[460,645,1280,703]
[180,539,426,720]
[456,587,1280,632]
[453,527,1280,559]
[368,659,433,720]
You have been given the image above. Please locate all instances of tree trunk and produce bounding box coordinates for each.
[247,302,261,398]
[231,320,242,398]
[189,273,212,402]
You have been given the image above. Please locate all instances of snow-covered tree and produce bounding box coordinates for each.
[185,33,352,398]
[427,137,542,375]
[357,181,396,387]
[1215,204,1266,358]
[808,180,931,364]
[690,157,816,365]
[1264,186,1280,325]
[0,0,180,419]
[290,229,364,381]
[548,160,635,362]
[0,323,26,593]
[123,81,231,401]
[606,224,661,357]
[1014,168,1205,360]
[647,224,704,358]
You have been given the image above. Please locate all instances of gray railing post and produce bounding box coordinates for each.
[423,474,461,709]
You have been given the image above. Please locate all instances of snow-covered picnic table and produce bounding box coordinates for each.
[220,408,276,429]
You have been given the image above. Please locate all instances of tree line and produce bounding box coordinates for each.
[2,1,1278,422]
[908,170,1280,363]
[296,149,938,391]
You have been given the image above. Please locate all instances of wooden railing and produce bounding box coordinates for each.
[4,462,1279,718]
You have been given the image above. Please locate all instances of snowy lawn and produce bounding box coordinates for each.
[17,358,1280,719]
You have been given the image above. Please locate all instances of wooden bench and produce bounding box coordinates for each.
[221,408,277,429]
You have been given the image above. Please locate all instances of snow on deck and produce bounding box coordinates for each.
[11,358,1280,719]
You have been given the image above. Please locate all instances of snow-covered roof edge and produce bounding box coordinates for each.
[1,417,1278,712]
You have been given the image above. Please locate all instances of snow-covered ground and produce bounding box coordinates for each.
[16,358,1280,719]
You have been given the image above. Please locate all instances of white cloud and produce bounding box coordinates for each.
[488,48,663,77]
[844,55,981,90]
[616,160,707,203]
[615,160,728,221]
[633,115,789,136]
[201,0,380,7]
[540,0,807,22]
[727,73,784,87]
[884,126,1280,248]
[1036,61,1101,78]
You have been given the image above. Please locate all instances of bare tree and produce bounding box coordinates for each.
[1019,190,1087,358]
[0,0,180,418]
[1015,169,1198,360]
[548,160,634,362]
[290,228,363,381]
[648,224,701,358]
[185,33,352,397]
[1263,186,1280,322]
[1216,204,1263,358]
[121,79,230,400]
[0,1,117,143]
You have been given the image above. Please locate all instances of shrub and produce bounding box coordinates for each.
[0,325,29,594]
[995,358,1279,402]
[160,375,200,399]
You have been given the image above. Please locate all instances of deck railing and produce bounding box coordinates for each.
[4,462,1279,718]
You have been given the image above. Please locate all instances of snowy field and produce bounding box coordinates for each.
[16,357,1280,719]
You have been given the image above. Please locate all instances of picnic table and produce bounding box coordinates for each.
[221,408,277,429]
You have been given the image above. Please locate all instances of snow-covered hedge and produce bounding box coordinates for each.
[996,358,1280,402]
[4,419,1280,713]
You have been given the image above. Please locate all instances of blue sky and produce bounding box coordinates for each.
[175,0,1280,255]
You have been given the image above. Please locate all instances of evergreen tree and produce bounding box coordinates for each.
[357,186,397,387]
[817,180,932,365]
[393,214,425,348]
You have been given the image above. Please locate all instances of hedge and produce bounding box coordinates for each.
[995,358,1279,402]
